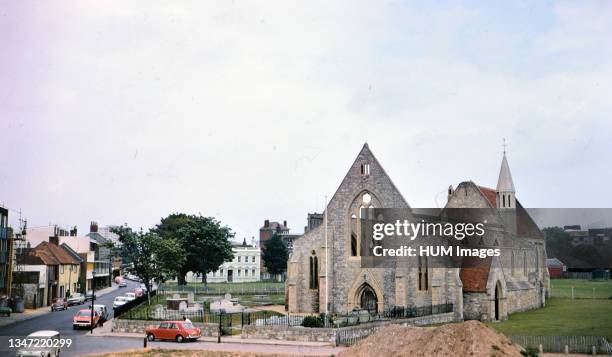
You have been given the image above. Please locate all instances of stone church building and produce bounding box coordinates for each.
[286,144,549,321]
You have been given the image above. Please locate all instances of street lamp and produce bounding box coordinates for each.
[90,270,96,334]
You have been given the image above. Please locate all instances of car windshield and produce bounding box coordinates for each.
[182,322,194,329]
[77,311,91,317]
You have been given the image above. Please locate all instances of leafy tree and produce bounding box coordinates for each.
[111,225,185,303]
[153,214,234,286]
[543,227,573,259]
[262,233,289,278]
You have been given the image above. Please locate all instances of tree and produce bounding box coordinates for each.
[112,225,185,304]
[153,213,234,286]
[262,233,289,279]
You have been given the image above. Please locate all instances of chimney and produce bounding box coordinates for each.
[90,221,98,233]
[49,236,59,246]
[264,219,270,228]
[70,226,78,236]
[283,220,287,228]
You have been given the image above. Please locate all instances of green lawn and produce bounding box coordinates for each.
[550,278,612,299]
[489,298,612,340]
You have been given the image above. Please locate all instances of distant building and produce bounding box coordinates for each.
[259,220,298,280]
[182,238,261,283]
[304,213,323,233]
[0,206,13,296]
[546,258,566,278]
[563,225,611,246]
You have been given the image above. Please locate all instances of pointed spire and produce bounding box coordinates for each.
[496,153,515,193]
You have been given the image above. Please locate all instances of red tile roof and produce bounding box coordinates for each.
[32,241,81,265]
[477,186,497,208]
[460,256,492,292]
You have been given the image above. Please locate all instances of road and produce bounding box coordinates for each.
[0,280,146,357]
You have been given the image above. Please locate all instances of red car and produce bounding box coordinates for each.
[73,309,100,329]
[51,298,68,311]
[145,321,201,342]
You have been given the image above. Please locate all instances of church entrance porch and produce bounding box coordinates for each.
[359,284,378,313]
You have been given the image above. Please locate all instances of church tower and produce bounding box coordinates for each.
[496,151,516,209]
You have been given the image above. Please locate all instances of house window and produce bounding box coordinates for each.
[60,265,64,274]
[252,256,256,263]
[418,255,428,291]
[238,270,241,277]
[523,251,527,276]
[220,269,223,275]
[252,269,255,276]
[309,252,319,289]
[238,256,241,262]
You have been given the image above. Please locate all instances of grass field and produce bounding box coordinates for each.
[550,278,612,299]
[489,298,612,340]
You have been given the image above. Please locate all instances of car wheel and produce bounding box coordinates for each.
[175,335,184,343]
[73,325,77,330]
[147,333,155,342]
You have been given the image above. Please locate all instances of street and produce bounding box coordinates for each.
[0,280,145,357]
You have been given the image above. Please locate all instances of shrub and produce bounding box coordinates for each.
[302,315,324,328]
[520,347,539,357]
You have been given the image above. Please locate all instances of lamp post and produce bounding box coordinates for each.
[90,270,96,334]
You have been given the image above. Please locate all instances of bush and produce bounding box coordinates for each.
[520,347,539,357]
[302,315,324,328]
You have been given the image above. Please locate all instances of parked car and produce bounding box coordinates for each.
[84,290,95,301]
[67,293,85,306]
[134,288,144,297]
[139,283,148,292]
[145,321,201,342]
[50,298,68,311]
[125,292,136,301]
[17,330,61,357]
[90,304,109,322]
[113,296,128,308]
[73,309,100,329]
[118,281,127,288]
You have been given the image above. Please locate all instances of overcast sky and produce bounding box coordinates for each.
[1,1,611,241]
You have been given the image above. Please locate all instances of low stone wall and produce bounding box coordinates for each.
[242,325,336,343]
[506,288,540,314]
[241,312,456,346]
[112,319,219,337]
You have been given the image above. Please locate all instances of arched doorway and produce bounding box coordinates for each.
[494,281,502,321]
[359,284,378,313]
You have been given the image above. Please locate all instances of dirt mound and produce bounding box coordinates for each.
[338,320,525,357]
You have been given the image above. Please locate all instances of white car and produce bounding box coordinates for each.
[113,296,128,308]
[67,293,85,306]
[17,330,62,357]
[124,292,136,301]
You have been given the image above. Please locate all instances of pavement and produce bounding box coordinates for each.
[89,321,335,347]
[0,283,119,329]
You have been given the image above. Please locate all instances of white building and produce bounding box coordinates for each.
[184,239,261,283]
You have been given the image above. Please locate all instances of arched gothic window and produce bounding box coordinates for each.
[309,251,319,289]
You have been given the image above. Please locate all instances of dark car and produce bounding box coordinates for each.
[51,298,68,311]
[84,291,95,301]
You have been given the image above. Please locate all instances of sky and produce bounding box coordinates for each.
[1,1,611,241]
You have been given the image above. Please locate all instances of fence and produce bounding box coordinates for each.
[508,336,612,355]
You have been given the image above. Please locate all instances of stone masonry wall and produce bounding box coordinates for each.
[112,319,219,337]
[506,288,540,314]
[241,312,456,346]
